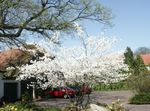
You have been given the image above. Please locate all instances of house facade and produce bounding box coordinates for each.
[141,54,150,70]
[0,74,21,102]
[0,49,29,101]
[0,45,49,101]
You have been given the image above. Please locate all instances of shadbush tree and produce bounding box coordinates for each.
[18,30,128,101]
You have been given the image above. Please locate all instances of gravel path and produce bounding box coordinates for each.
[35,91,150,111]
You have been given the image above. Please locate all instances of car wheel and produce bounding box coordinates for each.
[45,94,53,99]
[63,94,69,99]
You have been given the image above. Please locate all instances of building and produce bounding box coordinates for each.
[0,74,21,102]
[0,49,30,102]
[141,54,150,70]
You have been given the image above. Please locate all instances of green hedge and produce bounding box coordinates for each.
[130,93,150,104]
[93,81,129,91]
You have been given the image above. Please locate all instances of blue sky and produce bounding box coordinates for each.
[63,0,150,52]
[99,0,150,51]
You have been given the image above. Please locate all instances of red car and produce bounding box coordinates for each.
[44,86,76,99]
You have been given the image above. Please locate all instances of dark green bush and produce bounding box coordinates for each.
[21,92,32,102]
[130,93,150,104]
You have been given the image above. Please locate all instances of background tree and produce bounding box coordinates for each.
[124,47,148,75]
[134,55,148,76]
[134,47,150,55]
[124,47,134,73]
[124,47,150,93]
[0,0,112,45]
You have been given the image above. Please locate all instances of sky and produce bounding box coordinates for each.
[99,0,150,51]
[63,0,150,52]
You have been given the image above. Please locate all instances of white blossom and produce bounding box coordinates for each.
[18,28,129,89]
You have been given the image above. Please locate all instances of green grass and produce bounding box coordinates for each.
[93,81,129,91]
[130,93,150,104]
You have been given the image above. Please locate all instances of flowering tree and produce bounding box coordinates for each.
[17,24,128,101]
[56,35,128,85]
[18,35,128,87]
[54,23,128,85]
[18,56,64,89]
[17,44,64,99]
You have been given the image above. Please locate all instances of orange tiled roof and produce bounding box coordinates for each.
[141,54,150,65]
[0,49,25,71]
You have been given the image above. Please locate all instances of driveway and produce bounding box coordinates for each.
[35,91,150,111]
[91,91,150,111]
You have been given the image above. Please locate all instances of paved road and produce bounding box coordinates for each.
[91,91,150,111]
[35,91,150,111]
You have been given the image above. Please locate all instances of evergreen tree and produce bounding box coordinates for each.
[124,47,134,72]
[134,55,148,76]
[124,47,148,76]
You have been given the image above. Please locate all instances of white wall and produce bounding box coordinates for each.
[0,75,4,99]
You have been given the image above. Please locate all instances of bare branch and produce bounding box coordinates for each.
[0,0,112,45]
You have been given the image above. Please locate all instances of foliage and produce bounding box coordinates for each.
[124,47,149,93]
[133,55,148,76]
[64,93,90,111]
[107,100,127,111]
[0,0,112,45]
[97,99,127,111]
[93,81,129,91]
[124,47,148,75]
[21,92,32,102]
[0,102,61,111]
[23,44,37,50]
[127,74,150,93]
[4,67,20,77]
[124,47,134,73]
[130,93,150,104]
[63,102,78,111]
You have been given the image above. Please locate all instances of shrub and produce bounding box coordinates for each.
[93,81,128,91]
[97,99,127,111]
[130,93,150,104]
[0,102,61,111]
[21,92,31,102]
[107,100,127,111]
[127,74,150,93]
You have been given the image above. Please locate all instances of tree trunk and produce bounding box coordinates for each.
[32,83,36,100]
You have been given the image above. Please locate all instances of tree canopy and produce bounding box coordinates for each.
[18,34,128,88]
[124,47,134,70]
[0,0,112,45]
[124,47,148,76]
